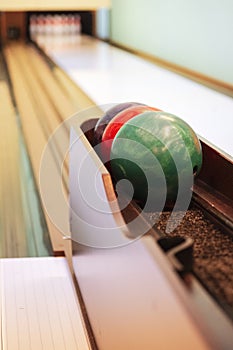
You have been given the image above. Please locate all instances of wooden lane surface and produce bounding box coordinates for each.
[13,44,70,190]
[52,65,95,111]
[26,45,77,121]
[29,44,103,123]
[0,81,28,257]
[16,43,98,188]
[4,42,103,261]
[4,43,69,255]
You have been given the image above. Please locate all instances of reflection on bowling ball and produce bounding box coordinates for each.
[110,111,202,209]
[93,102,144,145]
[101,104,160,162]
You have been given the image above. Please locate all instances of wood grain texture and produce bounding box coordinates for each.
[0,81,28,257]
[3,42,98,259]
[4,44,67,254]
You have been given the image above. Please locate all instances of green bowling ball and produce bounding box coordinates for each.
[110,111,202,209]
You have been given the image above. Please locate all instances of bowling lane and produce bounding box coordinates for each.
[35,33,233,158]
[3,41,100,257]
[0,52,52,258]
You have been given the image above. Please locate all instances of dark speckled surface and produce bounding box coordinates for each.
[146,204,233,319]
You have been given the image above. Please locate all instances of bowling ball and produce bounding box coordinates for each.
[101,105,160,162]
[94,102,144,145]
[110,111,202,209]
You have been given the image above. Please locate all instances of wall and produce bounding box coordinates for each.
[0,12,26,42]
[111,0,233,85]
[96,8,110,39]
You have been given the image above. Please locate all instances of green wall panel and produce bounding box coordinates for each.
[111,0,233,85]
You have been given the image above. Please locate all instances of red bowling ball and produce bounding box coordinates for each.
[93,102,144,145]
[101,105,160,161]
